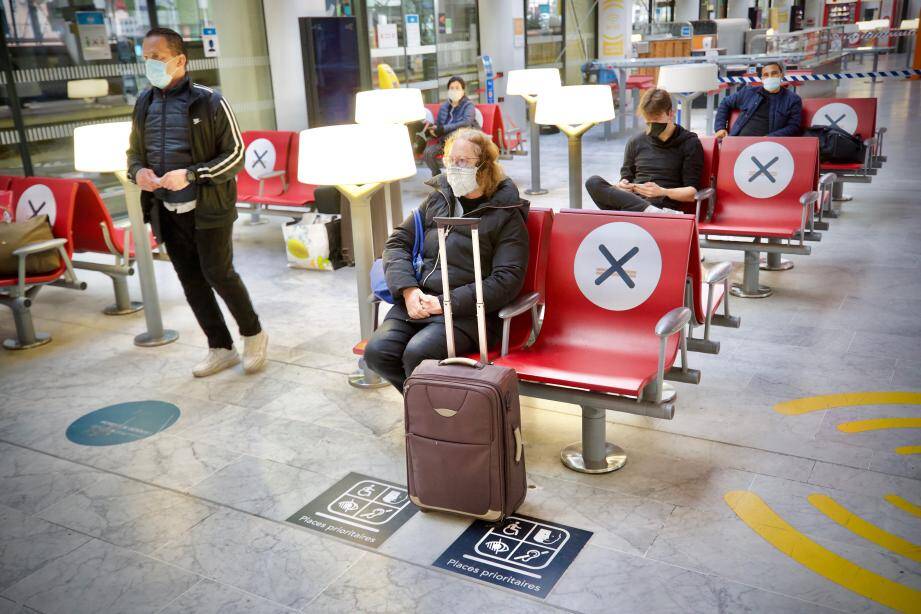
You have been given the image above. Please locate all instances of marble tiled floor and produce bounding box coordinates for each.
[1,56,919,613]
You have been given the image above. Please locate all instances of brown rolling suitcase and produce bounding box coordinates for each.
[404,216,526,522]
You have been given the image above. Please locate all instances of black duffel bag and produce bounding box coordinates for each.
[804,125,866,164]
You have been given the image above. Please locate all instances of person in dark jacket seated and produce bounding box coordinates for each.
[422,76,477,176]
[586,88,703,214]
[364,128,530,392]
[714,61,802,138]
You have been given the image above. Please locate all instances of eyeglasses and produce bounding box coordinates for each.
[444,156,479,169]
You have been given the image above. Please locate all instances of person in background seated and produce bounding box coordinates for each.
[714,61,802,138]
[585,88,703,214]
[364,129,529,392]
[422,76,477,177]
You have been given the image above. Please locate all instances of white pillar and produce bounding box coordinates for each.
[477,0,527,130]
[674,0,699,23]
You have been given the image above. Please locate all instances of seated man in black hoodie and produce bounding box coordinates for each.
[586,88,703,214]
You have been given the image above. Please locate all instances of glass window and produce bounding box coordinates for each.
[525,0,564,69]
[436,0,479,100]
[0,0,275,217]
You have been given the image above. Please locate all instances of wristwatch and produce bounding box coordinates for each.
[185,168,196,184]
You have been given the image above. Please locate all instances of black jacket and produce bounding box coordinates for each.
[621,124,703,207]
[127,77,244,233]
[383,175,530,342]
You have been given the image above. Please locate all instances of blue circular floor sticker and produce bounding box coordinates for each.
[66,401,180,446]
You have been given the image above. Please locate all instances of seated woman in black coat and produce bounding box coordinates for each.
[364,128,530,392]
[586,88,703,214]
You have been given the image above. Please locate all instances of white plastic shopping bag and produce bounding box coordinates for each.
[283,212,345,271]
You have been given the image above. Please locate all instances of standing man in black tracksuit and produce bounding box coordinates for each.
[127,28,267,378]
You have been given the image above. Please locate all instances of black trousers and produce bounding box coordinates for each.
[585,175,651,212]
[158,204,261,349]
[363,315,476,392]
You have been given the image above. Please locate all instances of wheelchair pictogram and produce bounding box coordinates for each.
[811,102,858,135]
[16,185,56,226]
[473,516,571,571]
[326,479,410,526]
[244,137,277,180]
[574,222,662,311]
[733,142,795,199]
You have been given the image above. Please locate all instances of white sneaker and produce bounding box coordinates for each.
[242,331,268,374]
[193,347,240,378]
[644,204,682,215]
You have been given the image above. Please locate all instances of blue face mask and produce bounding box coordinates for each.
[145,56,178,89]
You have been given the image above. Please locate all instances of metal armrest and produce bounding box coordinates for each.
[798,191,819,247]
[257,170,288,196]
[694,186,715,222]
[498,292,540,320]
[703,260,731,285]
[499,292,541,357]
[862,136,877,172]
[12,238,67,256]
[650,306,692,404]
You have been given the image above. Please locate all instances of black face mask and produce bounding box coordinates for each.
[647,122,668,138]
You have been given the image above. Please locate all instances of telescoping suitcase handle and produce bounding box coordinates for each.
[434,216,488,366]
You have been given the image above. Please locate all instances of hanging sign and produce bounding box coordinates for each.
[405,14,421,48]
[76,12,112,61]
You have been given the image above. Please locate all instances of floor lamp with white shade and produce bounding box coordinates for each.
[73,122,178,347]
[505,68,561,196]
[535,85,615,210]
[354,87,425,236]
[656,63,720,131]
[297,123,417,388]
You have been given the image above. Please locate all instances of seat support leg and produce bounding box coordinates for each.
[561,406,626,474]
[731,250,773,298]
[1,289,51,350]
[103,274,143,315]
[831,180,851,204]
[348,357,390,389]
[760,239,794,271]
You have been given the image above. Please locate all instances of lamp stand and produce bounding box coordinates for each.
[558,122,596,210]
[337,182,390,389]
[113,170,178,347]
[522,96,547,196]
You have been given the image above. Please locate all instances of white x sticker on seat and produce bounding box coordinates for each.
[16,184,56,226]
[573,222,662,311]
[244,138,277,180]
[811,102,859,135]
[733,141,795,199]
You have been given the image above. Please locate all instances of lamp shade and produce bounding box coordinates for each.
[73,122,131,172]
[505,68,561,96]
[900,18,919,29]
[297,123,416,186]
[656,63,720,93]
[534,85,615,126]
[67,79,109,99]
[355,87,425,124]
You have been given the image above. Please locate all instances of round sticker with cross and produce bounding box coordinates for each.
[16,184,56,226]
[573,222,662,311]
[244,138,277,180]
[733,141,795,199]
[811,102,858,135]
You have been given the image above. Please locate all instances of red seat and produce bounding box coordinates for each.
[475,103,525,156]
[0,177,77,288]
[801,97,876,142]
[1,177,84,349]
[495,210,694,397]
[236,130,293,202]
[0,176,13,191]
[699,136,818,239]
[254,133,316,207]
[72,180,157,257]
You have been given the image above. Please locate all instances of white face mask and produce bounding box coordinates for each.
[762,76,782,93]
[445,166,479,197]
[448,89,464,103]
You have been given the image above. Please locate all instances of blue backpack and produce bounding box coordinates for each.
[370,208,424,304]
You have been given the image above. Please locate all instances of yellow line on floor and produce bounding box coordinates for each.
[894,446,921,455]
[885,495,921,519]
[836,418,921,433]
[773,392,921,416]
[724,490,921,613]
[808,494,921,563]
